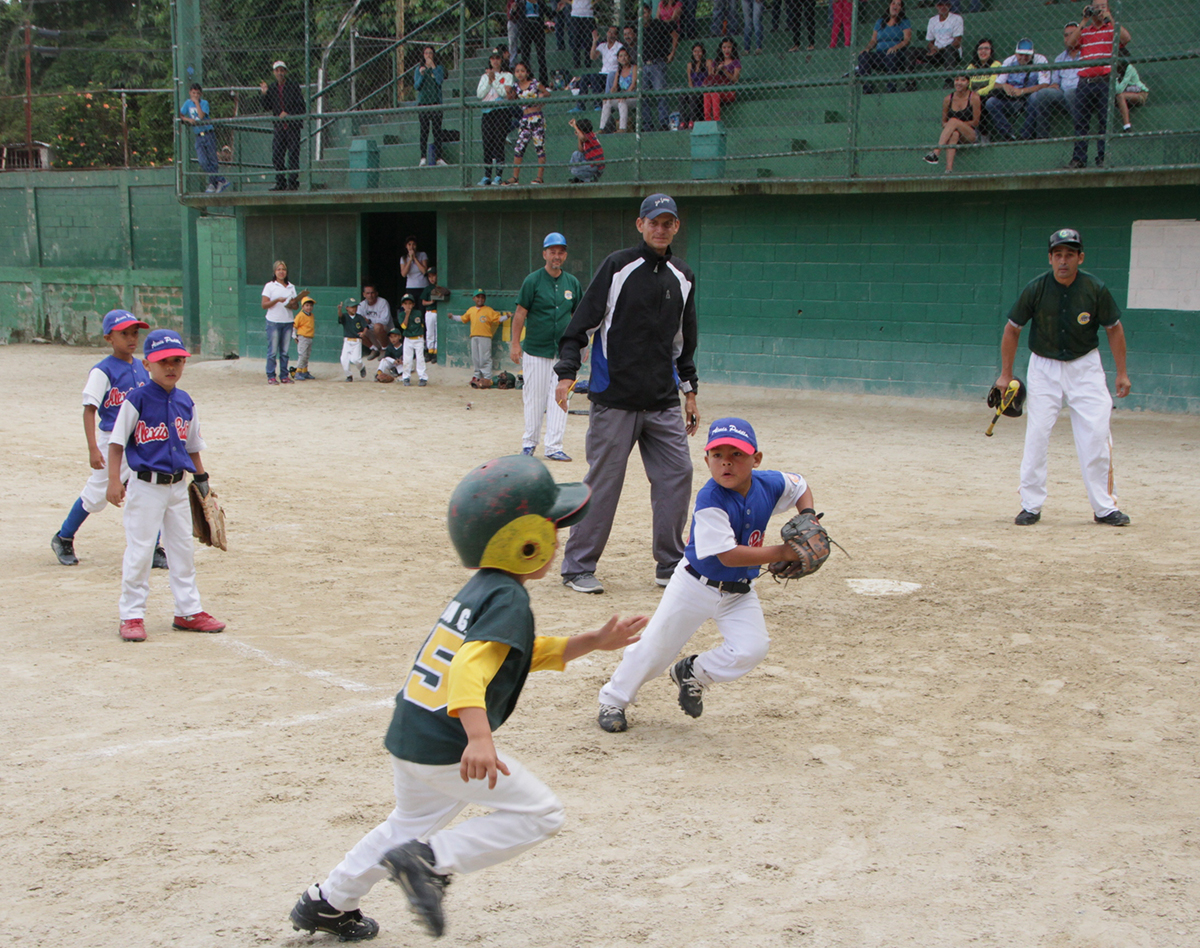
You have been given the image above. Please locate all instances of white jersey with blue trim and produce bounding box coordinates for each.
[82,355,150,432]
[684,470,807,582]
[110,382,206,475]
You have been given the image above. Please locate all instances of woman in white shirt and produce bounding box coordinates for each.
[261,260,303,384]
[401,237,430,300]
[477,49,516,185]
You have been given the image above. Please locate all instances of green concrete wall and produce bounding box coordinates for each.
[0,170,184,345]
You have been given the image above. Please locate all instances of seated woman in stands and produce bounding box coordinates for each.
[965,37,1001,136]
[703,37,741,121]
[682,42,709,129]
[923,72,980,172]
[600,47,638,132]
[1115,60,1149,132]
[856,0,912,93]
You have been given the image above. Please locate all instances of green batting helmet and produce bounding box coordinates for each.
[448,455,591,574]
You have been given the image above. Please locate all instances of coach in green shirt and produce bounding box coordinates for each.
[510,232,582,462]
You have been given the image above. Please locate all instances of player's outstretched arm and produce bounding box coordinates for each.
[563,614,648,663]
[458,706,510,789]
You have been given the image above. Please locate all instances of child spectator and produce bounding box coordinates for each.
[451,290,508,385]
[337,298,368,382]
[288,455,646,943]
[179,83,228,193]
[398,294,429,387]
[52,309,153,568]
[376,329,405,382]
[419,268,443,363]
[830,0,852,48]
[594,417,818,733]
[106,329,225,642]
[1115,61,1148,132]
[703,38,741,121]
[293,296,316,380]
[568,117,605,182]
[503,62,550,185]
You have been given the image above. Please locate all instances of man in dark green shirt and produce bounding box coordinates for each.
[510,232,582,461]
[996,227,1131,526]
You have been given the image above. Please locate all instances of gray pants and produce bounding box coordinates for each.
[296,334,313,371]
[561,403,692,580]
[470,336,494,379]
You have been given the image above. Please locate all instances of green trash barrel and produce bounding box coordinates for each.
[348,138,379,189]
[690,121,726,180]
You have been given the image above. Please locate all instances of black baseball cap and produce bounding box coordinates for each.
[1049,228,1082,250]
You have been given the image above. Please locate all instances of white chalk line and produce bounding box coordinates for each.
[211,636,378,692]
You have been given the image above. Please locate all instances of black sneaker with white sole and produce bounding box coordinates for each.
[290,885,379,941]
[1014,509,1041,525]
[1094,509,1130,526]
[382,840,451,938]
[598,705,628,732]
[670,655,704,718]
[51,534,79,566]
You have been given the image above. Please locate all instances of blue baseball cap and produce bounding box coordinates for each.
[639,193,678,220]
[102,309,149,335]
[543,232,567,248]
[705,417,757,454]
[144,329,191,362]
[1015,38,1035,54]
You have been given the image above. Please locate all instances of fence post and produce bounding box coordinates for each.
[1103,16,1122,167]
[634,7,643,184]
[846,0,860,177]
[305,0,313,191]
[460,0,468,188]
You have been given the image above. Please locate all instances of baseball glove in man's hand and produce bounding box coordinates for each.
[768,510,830,580]
[189,477,228,551]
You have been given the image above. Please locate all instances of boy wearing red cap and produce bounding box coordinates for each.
[106,329,225,642]
[595,417,820,732]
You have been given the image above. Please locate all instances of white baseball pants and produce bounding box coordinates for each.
[521,353,566,455]
[340,338,364,376]
[78,429,130,514]
[598,563,770,710]
[425,312,438,353]
[118,477,201,620]
[402,337,427,381]
[1020,350,1119,517]
[320,752,564,912]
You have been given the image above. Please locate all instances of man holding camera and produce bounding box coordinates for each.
[1068,0,1131,168]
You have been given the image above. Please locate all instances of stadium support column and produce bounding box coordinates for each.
[172,0,204,350]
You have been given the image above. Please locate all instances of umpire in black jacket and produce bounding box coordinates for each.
[553,193,700,595]
[260,60,305,191]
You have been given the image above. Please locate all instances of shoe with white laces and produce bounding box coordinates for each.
[670,655,704,718]
[290,885,379,941]
[173,612,227,633]
[563,572,603,594]
[544,450,571,462]
[382,841,451,938]
[598,705,628,732]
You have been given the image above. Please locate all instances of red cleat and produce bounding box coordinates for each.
[173,612,227,633]
[119,619,146,642]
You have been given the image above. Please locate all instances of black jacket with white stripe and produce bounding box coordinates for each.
[554,240,699,413]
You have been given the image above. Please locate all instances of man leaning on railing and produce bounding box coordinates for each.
[260,60,305,191]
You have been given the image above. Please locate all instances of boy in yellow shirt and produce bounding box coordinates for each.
[449,289,508,387]
[293,296,316,380]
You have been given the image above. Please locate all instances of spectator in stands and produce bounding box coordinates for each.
[711,0,741,40]
[641,4,679,132]
[600,47,638,133]
[856,0,912,94]
[477,49,515,185]
[563,0,596,68]
[260,60,304,191]
[504,62,550,184]
[568,117,606,181]
[786,0,817,53]
[507,2,521,69]
[414,47,446,167]
[830,0,852,48]
[682,42,710,128]
[985,38,1050,140]
[679,0,700,42]
[517,1,552,86]
[659,0,683,26]
[923,72,980,172]
[1069,0,1130,168]
[1115,60,1149,132]
[1025,22,1082,141]
[923,1,963,75]
[180,84,228,194]
[967,37,1001,100]
[624,24,637,51]
[590,25,624,117]
[703,37,741,120]
[742,0,764,54]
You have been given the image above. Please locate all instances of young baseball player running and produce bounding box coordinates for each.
[52,309,160,567]
[398,293,428,386]
[289,454,647,942]
[106,329,225,642]
[596,417,814,732]
[338,298,368,382]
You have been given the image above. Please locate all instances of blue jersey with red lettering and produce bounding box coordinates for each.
[111,382,203,475]
[85,355,150,432]
[683,469,807,582]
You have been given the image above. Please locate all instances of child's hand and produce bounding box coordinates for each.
[89,446,106,470]
[106,481,125,507]
[593,614,648,651]
[460,735,510,789]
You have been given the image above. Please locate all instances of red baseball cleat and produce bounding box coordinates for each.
[119,619,146,642]
[173,612,227,633]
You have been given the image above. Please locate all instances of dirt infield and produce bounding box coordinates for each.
[4,344,1198,948]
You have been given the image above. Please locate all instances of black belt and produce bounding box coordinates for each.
[136,470,185,485]
[685,564,751,595]
[1079,76,1108,83]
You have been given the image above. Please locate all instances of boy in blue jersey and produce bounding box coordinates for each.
[52,309,156,567]
[289,455,646,942]
[106,330,225,642]
[596,417,817,732]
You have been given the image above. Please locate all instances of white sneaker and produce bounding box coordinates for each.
[563,572,604,594]
[436,159,447,166]
[205,184,217,193]
[419,158,427,167]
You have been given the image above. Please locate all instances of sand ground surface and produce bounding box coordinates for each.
[3,344,1198,948]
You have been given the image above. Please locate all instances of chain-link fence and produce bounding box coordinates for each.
[176,0,1200,195]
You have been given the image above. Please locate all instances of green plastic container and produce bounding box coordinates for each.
[348,138,379,189]
[690,121,726,180]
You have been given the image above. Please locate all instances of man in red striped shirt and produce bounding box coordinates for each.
[1067,0,1131,168]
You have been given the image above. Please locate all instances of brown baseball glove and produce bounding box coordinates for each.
[767,510,830,580]
[189,478,227,551]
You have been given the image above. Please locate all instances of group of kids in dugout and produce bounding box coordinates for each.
[47,299,815,941]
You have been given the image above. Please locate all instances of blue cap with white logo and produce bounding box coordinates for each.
[102,309,150,335]
[639,193,678,220]
[705,417,758,454]
[543,232,567,249]
[143,329,191,362]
